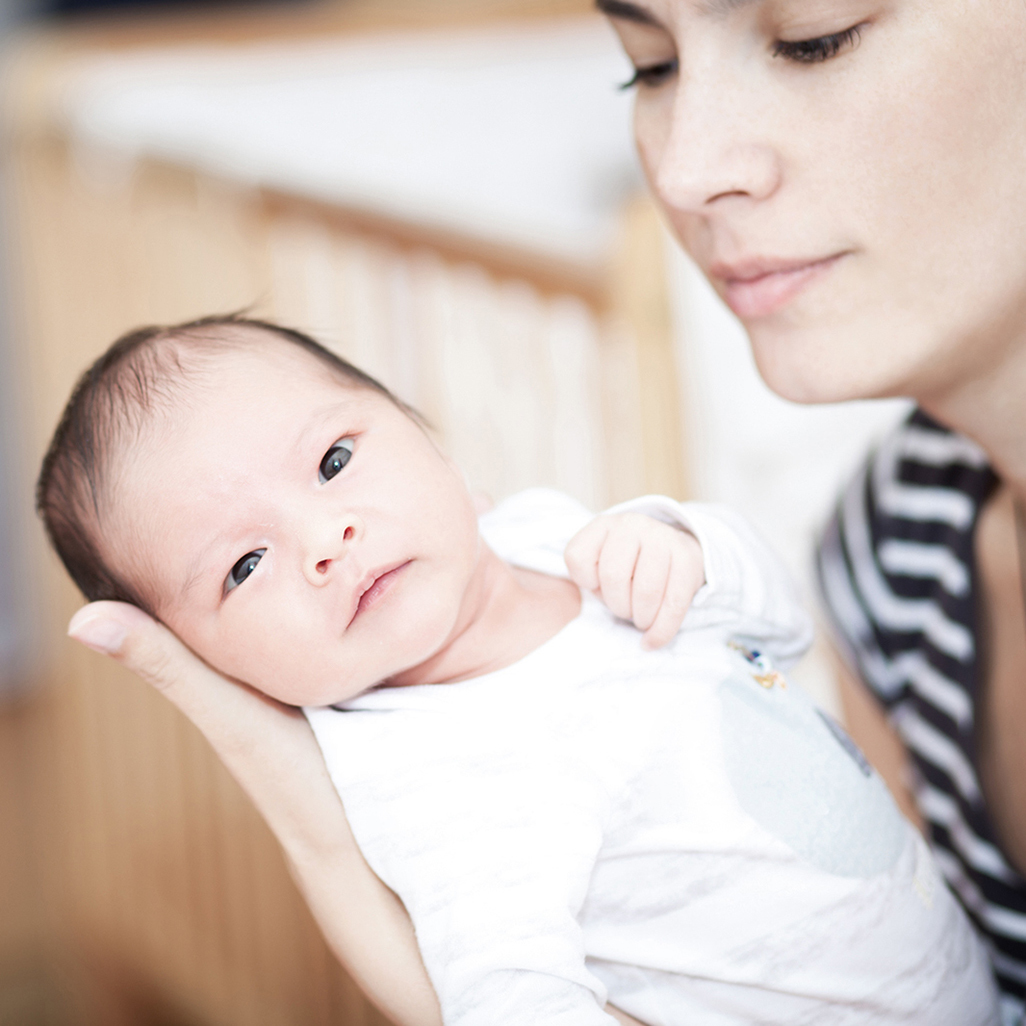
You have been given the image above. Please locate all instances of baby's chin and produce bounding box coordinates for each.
[217,665,361,708]
[165,621,361,707]
[212,654,389,708]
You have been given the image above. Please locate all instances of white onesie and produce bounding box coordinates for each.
[306,490,999,1026]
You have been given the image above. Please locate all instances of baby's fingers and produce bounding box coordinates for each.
[564,518,610,593]
[595,524,644,622]
[642,600,689,650]
[642,537,705,649]
[629,541,672,633]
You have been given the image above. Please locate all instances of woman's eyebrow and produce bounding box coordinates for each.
[596,0,760,20]
[701,0,760,14]
[595,0,663,27]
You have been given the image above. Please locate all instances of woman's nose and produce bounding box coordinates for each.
[302,512,364,585]
[647,69,782,214]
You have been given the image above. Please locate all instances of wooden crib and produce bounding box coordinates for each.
[0,3,687,1023]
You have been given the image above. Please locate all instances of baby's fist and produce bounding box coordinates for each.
[564,513,705,649]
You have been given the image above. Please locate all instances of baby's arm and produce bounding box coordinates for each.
[566,497,812,667]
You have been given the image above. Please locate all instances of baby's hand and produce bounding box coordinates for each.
[564,513,705,649]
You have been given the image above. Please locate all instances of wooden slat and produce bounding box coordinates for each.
[607,195,689,501]
[261,189,609,305]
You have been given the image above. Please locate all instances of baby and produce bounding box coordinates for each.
[38,315,999,1026]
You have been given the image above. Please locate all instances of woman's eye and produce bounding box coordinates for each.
[318,437,355,483]
[620,58,678,91]
[225,549,266,594]
[773,25,863,64]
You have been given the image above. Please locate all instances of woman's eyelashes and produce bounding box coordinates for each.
[773,25,864,64]
[319,437,355,484]
[619,24,864,86]
[620,58,678,90]
[225,548,266,595]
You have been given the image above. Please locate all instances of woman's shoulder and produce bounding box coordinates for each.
[875,408,997,507]
[815,407,999,704]
[828,407,998,552]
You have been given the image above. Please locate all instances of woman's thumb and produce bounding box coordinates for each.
[68,601,181,693]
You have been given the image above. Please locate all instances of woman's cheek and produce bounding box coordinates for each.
[634,88,677,190]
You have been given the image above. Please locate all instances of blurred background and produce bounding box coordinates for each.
[0,0,909,1023]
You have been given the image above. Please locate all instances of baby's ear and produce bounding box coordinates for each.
[471,492,495,515]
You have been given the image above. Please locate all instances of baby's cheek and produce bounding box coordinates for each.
[218,626,306,699]
[210,618,369,706]
[174,614,283,696]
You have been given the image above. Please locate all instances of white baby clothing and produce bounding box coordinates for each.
[306,490,998,1026]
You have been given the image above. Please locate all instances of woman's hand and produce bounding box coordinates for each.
[67,600,444,1026]
[67,602,649,1026]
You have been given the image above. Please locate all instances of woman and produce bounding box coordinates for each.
[66,0,1026,1022]
[597,2,1026,1021]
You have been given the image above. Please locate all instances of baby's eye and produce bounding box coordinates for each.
[225,549,265,594]
[319,437,355,483]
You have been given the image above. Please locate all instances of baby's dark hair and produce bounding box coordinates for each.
[37,313,404,616]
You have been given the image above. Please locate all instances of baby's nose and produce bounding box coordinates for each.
[304,516,363,585]
[315,525,357,575]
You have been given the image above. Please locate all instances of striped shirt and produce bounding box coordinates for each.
[817,408,1026,1022]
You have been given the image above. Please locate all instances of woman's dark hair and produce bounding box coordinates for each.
[36,313,404,616]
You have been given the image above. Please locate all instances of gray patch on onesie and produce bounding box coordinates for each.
[719,666,907,878]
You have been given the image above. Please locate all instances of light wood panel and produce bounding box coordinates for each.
[0,700,49,1024]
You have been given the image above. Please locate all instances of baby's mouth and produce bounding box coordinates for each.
[347,561,412,628]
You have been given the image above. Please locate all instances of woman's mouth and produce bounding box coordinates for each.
[714,253,847,319]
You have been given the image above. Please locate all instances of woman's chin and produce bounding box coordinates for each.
[746,321,915,407]
[756,366,869,406]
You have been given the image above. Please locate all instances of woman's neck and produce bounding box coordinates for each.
[919,323,1026,499]
[388,543,581,689]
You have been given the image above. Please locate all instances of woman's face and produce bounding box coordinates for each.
[602,0,1026,405]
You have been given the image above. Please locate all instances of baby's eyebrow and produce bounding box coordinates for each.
[295,399,354,453]
[178,564,206,603]
[176,529,237,606]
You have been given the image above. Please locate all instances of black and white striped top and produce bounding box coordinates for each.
[817,408,1026,1019]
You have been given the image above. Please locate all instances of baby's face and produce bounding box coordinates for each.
[105,339,482,705]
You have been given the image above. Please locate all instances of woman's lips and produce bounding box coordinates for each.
[348,561,411,627]
[715,253,846,319]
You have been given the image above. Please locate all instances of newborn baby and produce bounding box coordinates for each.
[38,315,999,1026]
